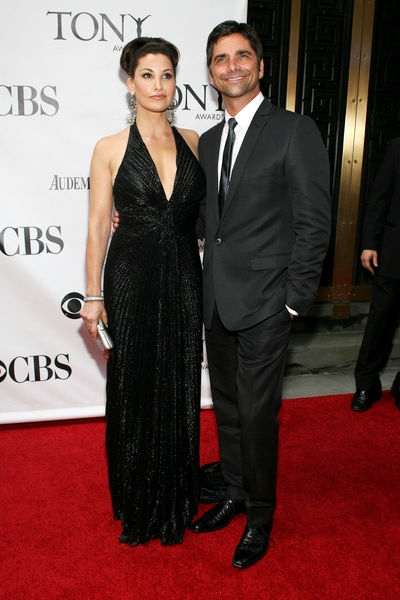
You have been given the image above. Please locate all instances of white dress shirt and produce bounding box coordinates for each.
[217,92,264,181]
[217,91,297,317]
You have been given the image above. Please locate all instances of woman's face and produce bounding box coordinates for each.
[128,53,176,115]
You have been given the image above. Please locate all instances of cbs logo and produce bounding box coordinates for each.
[61,292,84,319]
[0,354,71,383]
[0,85,59,116]
[0,226,64,256]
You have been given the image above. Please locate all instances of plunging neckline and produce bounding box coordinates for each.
[134,123,179,202]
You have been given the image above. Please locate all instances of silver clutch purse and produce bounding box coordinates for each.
[97,318,114,350]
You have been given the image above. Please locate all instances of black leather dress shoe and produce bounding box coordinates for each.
[190,498,244,533]
[232,521,273,569]
[351,383,382,412]
[391,372,400,410]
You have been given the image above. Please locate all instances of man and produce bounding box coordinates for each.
[190,21,331,568]
[351,138,400,412]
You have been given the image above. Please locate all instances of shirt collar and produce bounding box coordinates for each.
[225,92,264,132]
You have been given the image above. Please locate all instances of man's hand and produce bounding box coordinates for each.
[112,210,120,233]
[361,249,378,275]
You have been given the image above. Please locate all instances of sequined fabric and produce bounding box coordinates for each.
[103,124,205,545]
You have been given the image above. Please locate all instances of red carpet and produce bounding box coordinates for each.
[1,393,400,600]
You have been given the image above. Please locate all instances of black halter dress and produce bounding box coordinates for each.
[103,123,205,545]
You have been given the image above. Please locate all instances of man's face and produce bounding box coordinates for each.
[209,33,263,101]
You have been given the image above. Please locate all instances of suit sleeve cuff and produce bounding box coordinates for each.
[286,305,298,316]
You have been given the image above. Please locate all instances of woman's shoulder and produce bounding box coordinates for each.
[176,127,199,156]
[177,127,199,143]
[93,126,131,157]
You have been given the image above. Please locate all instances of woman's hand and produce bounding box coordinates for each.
[80,301,108,340]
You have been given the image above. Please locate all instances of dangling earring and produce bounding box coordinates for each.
[167,98,178,125]
[128,95,137,124]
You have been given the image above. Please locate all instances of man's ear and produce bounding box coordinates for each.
[259,58,264,80]
[208,68,215,86]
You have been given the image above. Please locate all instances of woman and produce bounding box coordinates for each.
[80,37,205,545]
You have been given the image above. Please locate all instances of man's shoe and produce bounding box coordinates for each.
[351,382,382,412]
[391,372,400,410]
[190,498,244,533]
[232,521,273,569]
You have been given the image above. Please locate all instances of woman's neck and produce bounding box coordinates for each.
[136,109,172,138]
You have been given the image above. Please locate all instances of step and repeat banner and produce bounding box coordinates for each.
[1,1,247,423]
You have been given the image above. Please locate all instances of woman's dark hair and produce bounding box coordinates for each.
[206,21,263,69]
[120,37,180,77]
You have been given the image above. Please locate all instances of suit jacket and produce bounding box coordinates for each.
[361,137,400,279]
[198,98,331,331]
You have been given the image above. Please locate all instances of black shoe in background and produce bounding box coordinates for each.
[351,381,382,412]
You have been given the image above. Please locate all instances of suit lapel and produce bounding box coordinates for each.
[220,99,274,221]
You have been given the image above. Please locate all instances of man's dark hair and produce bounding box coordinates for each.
[206,21,263,69]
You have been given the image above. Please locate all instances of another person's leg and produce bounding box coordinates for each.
[352,274,400,411]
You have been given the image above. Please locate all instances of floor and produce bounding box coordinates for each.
[282,365,398,399]
[283,322,399,399]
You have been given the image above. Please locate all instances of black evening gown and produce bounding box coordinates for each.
[103,123,205,545]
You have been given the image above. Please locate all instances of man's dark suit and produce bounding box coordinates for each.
[198,98,331,525]
[355,137,400,389]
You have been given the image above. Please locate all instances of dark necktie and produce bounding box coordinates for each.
[218,117,237,216]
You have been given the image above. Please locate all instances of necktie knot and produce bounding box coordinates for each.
[228,117,237,131]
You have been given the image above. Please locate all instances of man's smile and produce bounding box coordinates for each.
[221,72,248,82]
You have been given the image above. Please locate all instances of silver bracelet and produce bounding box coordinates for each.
[84,296,104,302]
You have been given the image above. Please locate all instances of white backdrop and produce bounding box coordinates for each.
[0,1,247,423]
